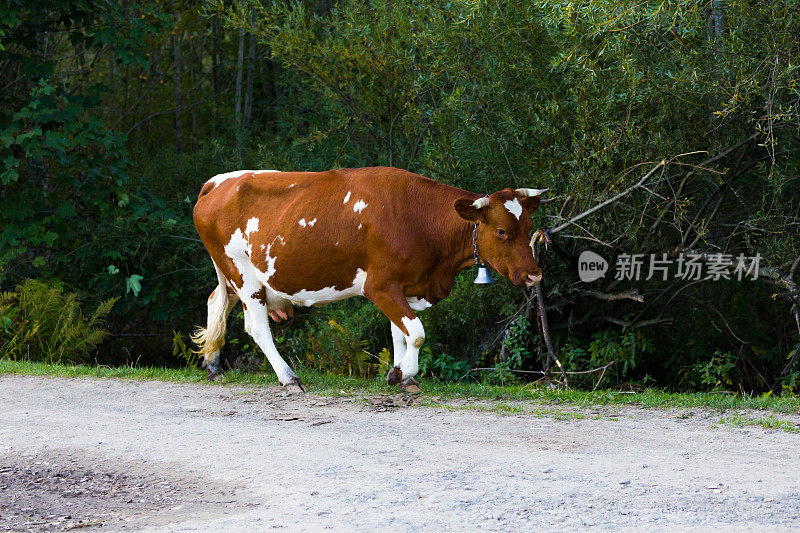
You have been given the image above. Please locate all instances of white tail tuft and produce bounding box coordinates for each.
[191,284,229,357]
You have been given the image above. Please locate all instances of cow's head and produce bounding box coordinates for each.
[454,188,546,288]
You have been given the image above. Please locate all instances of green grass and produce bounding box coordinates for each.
[2,359,800,415]
[717,414,800,433]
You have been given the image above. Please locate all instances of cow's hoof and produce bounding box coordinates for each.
[386,366,403,385]
[398,377,422,395]
[283,378,306,394]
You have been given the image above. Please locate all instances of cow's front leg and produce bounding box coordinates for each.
[366,284,424,394]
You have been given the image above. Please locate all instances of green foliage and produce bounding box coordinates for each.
[558,328,655,387]
[501,316,533,370]
[420,348,472,382]
[685,350,740,391]
[0,279,117,364]
[172,330,198,368]
[303,318,376,377]
[588,329,655,378]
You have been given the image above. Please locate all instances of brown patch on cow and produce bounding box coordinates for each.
[251,286,268,306]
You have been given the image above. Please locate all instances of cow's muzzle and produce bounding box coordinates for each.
[524,272,542,287]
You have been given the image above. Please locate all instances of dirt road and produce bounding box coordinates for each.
[1,375,799,531]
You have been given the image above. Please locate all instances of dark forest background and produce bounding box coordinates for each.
[1,0,798,392]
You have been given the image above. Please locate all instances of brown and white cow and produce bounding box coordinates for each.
[192,167,545,393]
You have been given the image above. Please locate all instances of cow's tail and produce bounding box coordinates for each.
[191,264,230,359]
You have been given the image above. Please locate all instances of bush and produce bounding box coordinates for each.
[0,279,117,364]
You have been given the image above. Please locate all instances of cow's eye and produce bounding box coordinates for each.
[496,228,507,238]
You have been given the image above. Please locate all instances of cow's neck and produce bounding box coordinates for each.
[446,219,479,276]
[431,191,483,296]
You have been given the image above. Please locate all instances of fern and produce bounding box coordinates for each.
[0,279,117,364]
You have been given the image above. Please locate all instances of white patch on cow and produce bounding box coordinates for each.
[206,169,279,189]
[298,218,307,227]
[353,200,367,213]
[254,235,286,283]
[277,235,285,245]
[407,297,432,311]
[308,218,317,227]
[245,217,259,236]
[504,198,523,220]
[335,242,339,246]
[343,191,351,204]
[260,244,265,251]
[401,316,425,346]
[358,223,362,230]
[207,170,255,188]
[223,228,257,295]
[289,183,295,188]
[264,269,367,307]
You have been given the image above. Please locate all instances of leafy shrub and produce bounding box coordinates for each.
[684,350,740,392]
[172,330,199,368]
[420,348,472,382]
[588,329,655,381]
[500,316,532,370]
[0,280,117,364]
[558,329,655,387]
[304,318,376,377]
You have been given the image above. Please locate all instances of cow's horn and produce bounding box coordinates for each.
[516,188,549,197]
[471,197,490,209]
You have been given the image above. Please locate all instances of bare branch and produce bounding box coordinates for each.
[580,289,644,303]
[604,317,674,329]
[548,160,665,235]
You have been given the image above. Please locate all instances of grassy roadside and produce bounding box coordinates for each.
[2,359,800,418]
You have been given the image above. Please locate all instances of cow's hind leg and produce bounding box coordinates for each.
[241,290,305,394]
[192,265,239,380]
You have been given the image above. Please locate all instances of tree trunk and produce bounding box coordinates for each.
[190,32,201,149]
[172,27,183,153]
[707,1,726,140]
[235,26,245,154]
[211,19,219,137]
[211,19,219,101]
[243,29,256,132]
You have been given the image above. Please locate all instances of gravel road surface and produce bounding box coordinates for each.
[1,375,799,531]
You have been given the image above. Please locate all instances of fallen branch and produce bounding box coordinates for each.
[460,360,616,386]
[604,317,674,329]
[580,289,644,303]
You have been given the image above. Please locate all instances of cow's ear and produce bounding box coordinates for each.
[520,195,541,212]
[454,198,483,221]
